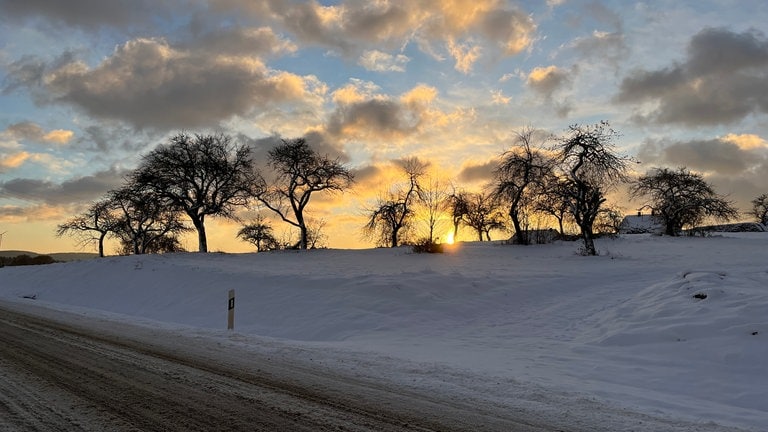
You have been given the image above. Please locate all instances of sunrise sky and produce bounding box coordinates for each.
[1,0,767,253]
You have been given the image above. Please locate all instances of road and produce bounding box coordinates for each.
[0,302,553,432]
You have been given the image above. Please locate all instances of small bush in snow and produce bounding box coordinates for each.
[411,238,444,254]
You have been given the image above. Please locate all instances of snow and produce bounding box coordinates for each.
[2,233,767,431]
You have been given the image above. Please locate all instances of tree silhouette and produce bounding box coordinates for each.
[255,138,353,250]
[108,184,189,255]
[535,175,573,236]
[363,157,426,247]
[416,175,449,242]
[56,199,119,257]
[751,193,768,225]
[555,121,631,255]
[631,167,739,235]
[133,133,258,253]
[494,127,553,245]
[450,191,506,241]
[237,215,279,252]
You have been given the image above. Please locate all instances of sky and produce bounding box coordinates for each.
[1,0,767,253]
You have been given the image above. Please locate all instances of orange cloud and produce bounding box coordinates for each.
[721,133,768,150]
[1,151,32,169]
[42,129,74,144]
[447,39,482,74]
[400,84,438,107]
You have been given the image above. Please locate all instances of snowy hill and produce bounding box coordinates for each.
[2,234,767,431]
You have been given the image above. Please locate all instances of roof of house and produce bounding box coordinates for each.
[619,214,663,234]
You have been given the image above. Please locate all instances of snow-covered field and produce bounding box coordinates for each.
[2,233,767,431]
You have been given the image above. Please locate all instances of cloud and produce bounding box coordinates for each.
[0,167,127,205]
[616,27,768,126]
[349,164,382,185]
[8,38,321,130]
[5,122,45,141]
[722,133,768,150]
[0,0,184,31]
[326,98,417,140]
[569,30,628,66]
[326,83,442,141]
[0,152,32,170]
[212,0,535,74]
[636,136,767,175]
[400,84,438,107]
[446,39,482,74]
[42,129,74,144]
[0,205,29,220]
[458,160,497,183]
[557,2,626,68]
[0,203,70,222]
[527,65,570,98]
[358,50,409,72]
[491,90,512,105]
[3,121,74,144]
[188,26,298,58]
[0,150,69,174]
[0,123,75,170]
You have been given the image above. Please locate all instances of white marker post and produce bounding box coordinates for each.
[227,289,235,330]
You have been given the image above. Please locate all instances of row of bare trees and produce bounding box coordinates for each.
[58,133,352,256]
[57,122,757,257]
[363,122,633,255]
[363,121,749,255]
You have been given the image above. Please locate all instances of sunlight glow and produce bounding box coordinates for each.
[445,231,455,245]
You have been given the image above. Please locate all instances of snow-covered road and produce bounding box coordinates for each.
[0,301,553,432]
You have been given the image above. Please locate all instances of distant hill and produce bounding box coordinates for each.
[0,250,99,262]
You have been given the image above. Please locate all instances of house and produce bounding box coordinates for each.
[619,212,663,234]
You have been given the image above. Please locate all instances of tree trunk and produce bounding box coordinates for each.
[580,226,597,255]
[390,227,399,248]
[190,214,208,253]
[98,232,106,258]
[299,224,308,250]
[665,223,677,236]
[510,215,526,245]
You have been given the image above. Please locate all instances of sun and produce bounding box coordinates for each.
[445,231,455,245]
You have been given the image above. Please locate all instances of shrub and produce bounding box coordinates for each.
[0,254,56,267]
[411,238,444,254]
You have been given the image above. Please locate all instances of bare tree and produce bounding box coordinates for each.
[108,184,190,255]
[630,167,739,236]
[594,206,624,236]
[416,175,450,242]
[751,193,768,225]
[255,138,353,250]
[555,121,631,255]
[458,191,506,241]
[116,233,186,255]
[305,218,328,249]
[494,128,553,245]
[535,175,573,236]
[447,190,470,240]
[362,157,426,247]
[237,215,279,252]
[56,199,120,257]
[132,132,258,253]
